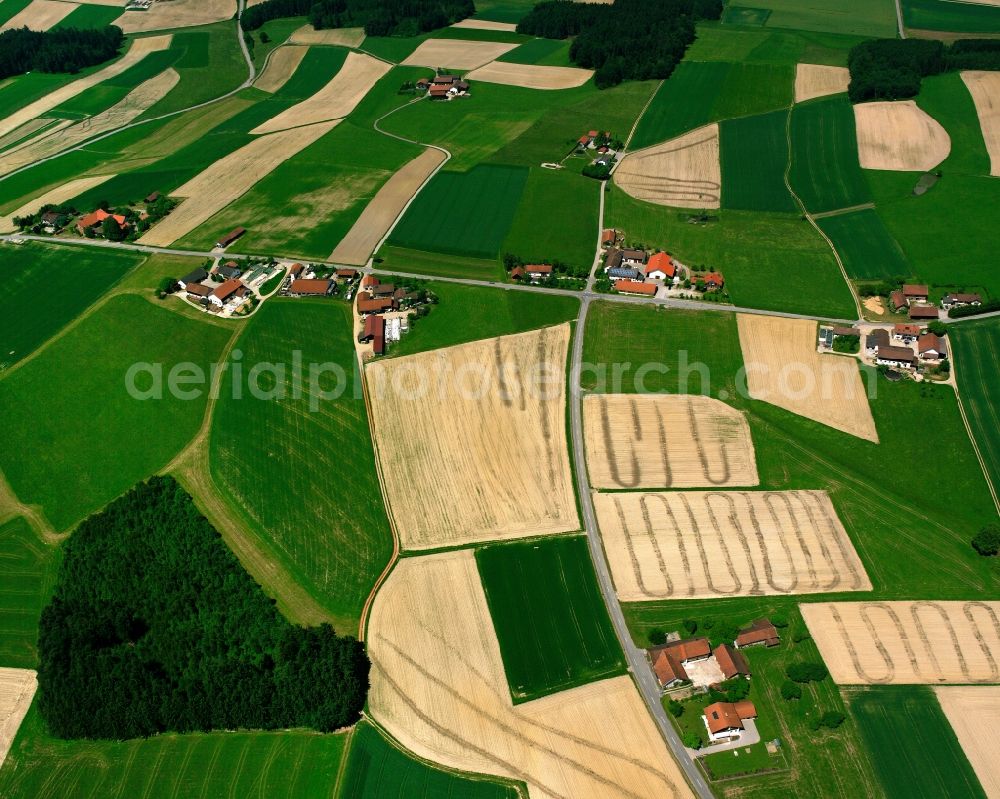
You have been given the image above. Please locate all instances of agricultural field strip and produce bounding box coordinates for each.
[401,39,519,70]
[287,24,364,47]
[0,0,76,31]
[367,550,696,799]
[464,61,593,90]
[801,601,1000,684]
[0,34,173,140]
[961,71,1000,177]
[0,668,36,769]
[935,687,1000,799]
[0,174,113,233]
[582,394,758,490]
[0,69,180,177]
[254,45,308,93]
[592,490,871,601]
[794,63,849,103]
[111,0,235,34]
[854,100,951,172]
[365,325,578,550]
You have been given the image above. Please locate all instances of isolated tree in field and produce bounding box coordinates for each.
[819,711,845,729]
[972,524,1000,556]
[786,662,829,683]
[682,619,698,635]
[781,680,802,701]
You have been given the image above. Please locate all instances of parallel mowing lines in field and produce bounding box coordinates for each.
[952,327,1000,515]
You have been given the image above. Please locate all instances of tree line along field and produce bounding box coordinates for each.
[581,301,1000,601]
[816,208,911,281]
[0,243,144,369]
[950,318,1000,501]
[475,536,626,703]
[849,686,986,799]
[208,299,392,634]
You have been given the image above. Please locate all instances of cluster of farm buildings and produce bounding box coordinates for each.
[648,619,780,746]
[602,229,724,299]
[356,275,430,355]
[884,283,977,321]
[417,73,471,100]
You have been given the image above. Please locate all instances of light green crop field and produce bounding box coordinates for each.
[903,0,1000,32]
[789,96,870,213]
[724,0,898,37]
[0,517,59,669]
[605,186,856,319]
[497,37,573,67]
[950,317,1000,499]
[0,243,144,368]
[387,281,578,358]
[176,121,420,259]
[476,536,626,703]
[50,49,179,119]
[0,294,232,533]
[0,706,347,799]
[720,109,797,212]
[916,71,991,178]
[631,62,794,150]
[816,209,912,281]
[338,722,522,798]
[388,164,528,259]
[686,24,863,66]
[209,300,392,633]
[850,687,986,799]
[502,167,599,270]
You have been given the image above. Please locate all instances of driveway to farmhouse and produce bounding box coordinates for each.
[686,718,761,759]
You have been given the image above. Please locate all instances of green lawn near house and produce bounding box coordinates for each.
[476,535,626,703]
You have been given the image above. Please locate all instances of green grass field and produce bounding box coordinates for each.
[49,49,179,119]
[0,0,31,26]
[388,164,528,259]
[605,187,855,319]
[903,0,1000,32]
[816,209,912,281]
[475,535,625,703]
[686,24,863,66]
[501,168,599,269]
[631,62,794,150]
[0,517,59,669]
[0,243,144,368]
[209,300,392,633]
[388,281,578,357]
[338,722,522,798]
[789,96,870,213]
[376,245,506,281]
[850,687,986,799]
[497,37,572,67]
[720,109,797,212]
[725,0,898,37]
[917,72,992,178]
[0,705,348,799]
[950,317,1000,500]
[51,3,120,29]
[0,294,232,532]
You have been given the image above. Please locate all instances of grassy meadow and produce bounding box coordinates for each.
[476,535,625,703]
[723,0,898,37]
[720,110,796,212]
[376,245,506,281]
[902,0,1000,32]
[0,243,144,368]
[849,687,986,799]
[950,317,1000,501]
[686,24,863,66]
[0,294,232,533]
[208,300,392,633]
[816,209,912,281]
[52,4,120,30]
[0,517,59,669]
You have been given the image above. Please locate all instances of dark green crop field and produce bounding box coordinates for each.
[950,317,1000,499]
[388,165,528,259]
[816,208,912,280]
[476,535,626,703]
[789,96,870,213]
[903,0,1000,32]
[52,3,121,29]
[338,722,521,799]
[720,109,796,212]
[850,686,986,799]
[724,0,897,37]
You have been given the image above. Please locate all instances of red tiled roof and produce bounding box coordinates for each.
[336,268,358,279]
[704,702,753,735]
[212,278,243,301]
[357,297,394,314]
[185,283,212,297]
[511,266,526,279]
[77,208,126,229]
[894,323,921,335]
[651,650,687,686]
[288,263,303,275]
[909,304,939,320]
[890,290,907,309]
[615,279,656,296]
[362,275,379,288]
[601,228,616,244]
[903,284,929,297]
[646,252,675,278]
[735,619,779,648]
[713,643,750,680]
[526,264,552,275]
[700,271,724,287]
[290,278,332,295]
[918,332,947,355]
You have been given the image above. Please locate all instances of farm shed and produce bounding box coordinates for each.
[215,226,246,249]
[909,305,940,321]
[614,280,657,296]
[288,279,334,296]
[735,619,780,649]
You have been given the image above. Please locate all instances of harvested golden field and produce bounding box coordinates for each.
[254,45,307,93]
[582,394,758,490]
[962,70,1000,177]
[465,60,593,90]
[287,24,365,46]
[0,0,76,31]
[366,325,578,550]
[0,69,179,177]
[801,601,1000,684]
[854,100,951,171]
[593,490,869,601]
[251,52,389,134]
[0,174,114,233]
[794,63,849,103]
[367,551,694,799]
[0,118,57,152]
[736,314,878,442]
[329,147,446,265]
[401,38,518,70]
[138,120,338,246]
[0,668,37,769]
[613,123,720,209]
[935,687,1000,799]
[450,18,518,31]
[0,34,172,140]
[113,0,234,33]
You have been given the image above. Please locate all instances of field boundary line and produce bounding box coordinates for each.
[781,102,864,320]
[0,468,59,544]
[811,202,876,220]
[950,348,1000,516]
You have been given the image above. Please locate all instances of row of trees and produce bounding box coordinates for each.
[848,38,1000,102]
[241,0,473,36]
[38,476,369,739]
[516,0,723,88]
[0,26,123,80]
